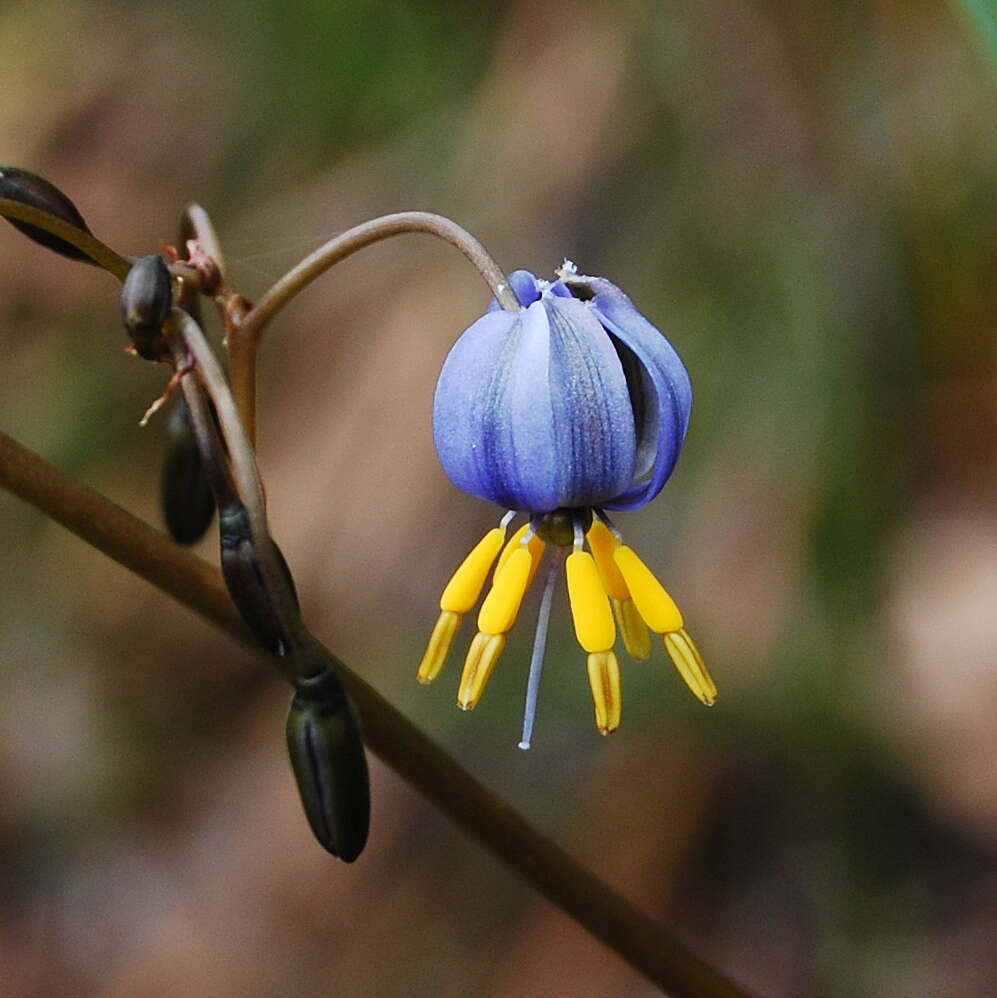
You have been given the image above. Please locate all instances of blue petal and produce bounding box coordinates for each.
[434,295,637,511]
[486,270,574,312]
[545,296,637,506]
[565,275,692,511]
[434,309,524,502]
[487,270,541,311]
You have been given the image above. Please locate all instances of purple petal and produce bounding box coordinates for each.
[433,308,528,504]
[544,296,637,507]
[434,295,637,512]
[487,270,542,311]
[486,270,574,313]
[566,275,692,511]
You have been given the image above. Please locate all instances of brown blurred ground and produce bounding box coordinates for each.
[2,1,997,995]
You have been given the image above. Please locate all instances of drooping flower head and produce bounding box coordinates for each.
[420,264,715,747]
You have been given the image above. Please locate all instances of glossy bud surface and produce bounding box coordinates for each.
[219,503,300,655]
[286,664,370,862]
[161,433,216,545]
[0,166,93,262]
[121,254,173,361]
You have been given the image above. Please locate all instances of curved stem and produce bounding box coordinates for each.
[229,212,520,446]
[244,211,520,340]
[166,320,313,663]
[0,197,132,279]
[168,308,266,523]
[0,429,755,998]
[172,374,234,505]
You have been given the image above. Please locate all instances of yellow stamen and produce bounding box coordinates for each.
[417,610,461,684]
[586,650,622,734]
[457,632,506,709]
[566,551,616,653]
[613,597,651,662]
[496,523,546,588]
[439,527,507,614]
[586,520,629,601]
[496,523,527,573]
[478,547,533,635]
[664,628,717,706]
[613,546,684,634]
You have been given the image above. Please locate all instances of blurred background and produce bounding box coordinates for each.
[2,0,996,994]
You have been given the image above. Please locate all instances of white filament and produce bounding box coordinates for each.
[518,548,566,750]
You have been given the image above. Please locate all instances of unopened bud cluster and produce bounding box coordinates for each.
[0,166,370,862]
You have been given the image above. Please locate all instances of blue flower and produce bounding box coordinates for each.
[433,267,692,513]
[419,265,714,747]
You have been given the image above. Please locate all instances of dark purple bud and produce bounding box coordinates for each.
[219,502,300,655]
[0,166,93,262]
[286,664,370,862]
[121,255,173,361]
[161,429,216,545]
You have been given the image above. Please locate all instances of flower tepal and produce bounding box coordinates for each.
[420,266,714,747]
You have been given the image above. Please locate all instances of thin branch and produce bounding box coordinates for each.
[0,429,251,652]
[0,429,755,998]
[167,319,323,668]
[168,309,267,522]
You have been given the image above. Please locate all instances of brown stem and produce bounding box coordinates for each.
[168,308,266,521]
[0,429,755,998]
[229,330,259,447]
[167,316,315,663]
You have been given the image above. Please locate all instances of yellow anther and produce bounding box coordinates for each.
[586,650,622,734]
[613,546,684,634]
[586,520,630,602]
[664,628,717,706]
[524,538,547,589]
[440,527,506,614]
[566,551,616,653]
[478,547,533,635]
[457,632,507,709]
[496,523,528,574]
[496,523,546,588]
[417,610,461,684]
[614,597,651,662]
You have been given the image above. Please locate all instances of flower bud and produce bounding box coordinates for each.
[219,502,300,655]
[286,663,370,862]
[121,254,173,361]
[161,430,215,545]
[0,166,93,262]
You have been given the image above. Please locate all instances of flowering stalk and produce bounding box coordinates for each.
[0,169,730,980]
